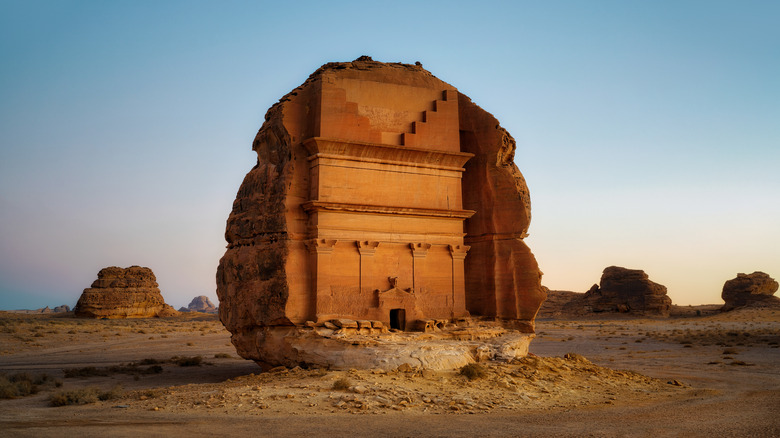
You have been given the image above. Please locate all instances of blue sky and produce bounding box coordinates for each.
[1,0,778,309]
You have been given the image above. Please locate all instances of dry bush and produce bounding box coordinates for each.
[459,363,487,381]
[49,385,123,407]
[0,372,59,399]
[174,355,203,366]
[332,377,352,390]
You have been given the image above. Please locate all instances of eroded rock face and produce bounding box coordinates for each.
[217,58,545,368]
[179,295,218,313]
[74,266,178,318]
[721,272,779,311]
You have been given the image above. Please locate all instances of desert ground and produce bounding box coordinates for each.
[1,309,778,437]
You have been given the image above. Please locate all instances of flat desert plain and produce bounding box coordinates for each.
[1,309,778,437]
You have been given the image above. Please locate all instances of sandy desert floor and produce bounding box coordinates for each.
[0,309,778,437]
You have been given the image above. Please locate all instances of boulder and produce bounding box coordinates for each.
[721,272,779,311]
[74,266,178,318]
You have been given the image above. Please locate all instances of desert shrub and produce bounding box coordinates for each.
[459,363,486,381]
[213,353,232,359]
[49,385,124,407]
[0,372,57,398]
[98,384,124,401]
[49,387,100,406]
[175,355,203,367]
[332,377,352,391]
[139,358,165,365]
[64,363,163,378]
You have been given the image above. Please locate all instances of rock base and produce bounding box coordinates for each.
[232,320,534,371]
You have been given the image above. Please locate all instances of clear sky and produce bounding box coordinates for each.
[1,0,778,310]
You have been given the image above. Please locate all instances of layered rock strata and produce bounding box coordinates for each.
[721,272,779,311]
[217,57,545,368]
[74,266,177,318]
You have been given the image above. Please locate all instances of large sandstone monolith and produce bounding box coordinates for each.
[216,57,546,368]
[585,266,672,316]
[721,272,779,311]
[74,266,178,318]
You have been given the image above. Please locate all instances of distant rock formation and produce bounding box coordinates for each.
[538,266,672,317]
[74,266,178,318]
[586,266,671,316]
[53,304,71,313]
[721,272,779,311]
[178,295,218,313]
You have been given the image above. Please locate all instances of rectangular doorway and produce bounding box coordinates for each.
[389,308,406,331]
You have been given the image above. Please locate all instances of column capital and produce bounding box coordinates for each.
[448,244,470,260]
[357,240,380,256]
[305,238,338,254]
[410,242,432,258]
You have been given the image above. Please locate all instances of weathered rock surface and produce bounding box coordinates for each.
[216,57,545,368]
[242,322,534,371]
[74,266,178,318]
[721,272,779,311]
[179,295,218,313]
[538,267,671,317]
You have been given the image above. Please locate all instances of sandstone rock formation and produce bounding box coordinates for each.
[538,266,671,317]
[179,295,218,313]
[721,272,779,311]
[586,266,671,316]
[74,266,178,318]
[216,57,545,368]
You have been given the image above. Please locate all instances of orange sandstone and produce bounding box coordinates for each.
[217,58,546,364]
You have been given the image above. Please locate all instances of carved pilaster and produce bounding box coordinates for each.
[410,243,431,292]
[448,244,470,318]
[305,239,337,321]
[357,241,380,293]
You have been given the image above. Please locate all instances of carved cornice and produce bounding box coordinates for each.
[303,137,473,170]
[302,201,475,219]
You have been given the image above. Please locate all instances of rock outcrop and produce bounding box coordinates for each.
[585,266,671,316]
[179,295,218,313]
[74,266,178,318]
[721,272,779,311]
[538,267,671,317]
[216,57,545,369]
